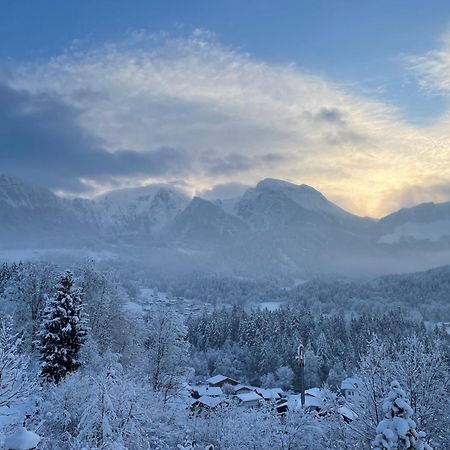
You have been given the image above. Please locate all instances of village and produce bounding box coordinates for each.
[184,373,359,423]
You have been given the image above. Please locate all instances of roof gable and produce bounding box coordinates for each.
[194,395,224,408]
[237,392,262,402]
[206,374,239,385]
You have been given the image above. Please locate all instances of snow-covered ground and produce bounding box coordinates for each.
[0,406,22,430]
[124,288,214,318]
[0,401,34,437]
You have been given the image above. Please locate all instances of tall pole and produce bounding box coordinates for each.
[297,344,305,408]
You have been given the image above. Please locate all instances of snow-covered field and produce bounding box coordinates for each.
[125,288,214,318]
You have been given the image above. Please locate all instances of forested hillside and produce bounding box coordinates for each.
[0,261,448,448]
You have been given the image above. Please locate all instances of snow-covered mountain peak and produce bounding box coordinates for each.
[0,174,61,209]
[256,178,319,194]
[96,184,188,206]
[255,178,328,207]
[94,184,190,234]
[240,178,355,221]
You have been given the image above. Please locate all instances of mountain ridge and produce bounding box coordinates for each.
[1,174,450,276]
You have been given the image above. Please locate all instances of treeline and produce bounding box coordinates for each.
[165,271,287,306]
[288,266,450,321]
[187,305,443,390]
[157,265,450,320]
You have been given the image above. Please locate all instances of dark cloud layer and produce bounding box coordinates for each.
[314,107,346,125]
[199,151,286,177]
[0,83,191,192]
[201,152,253,175]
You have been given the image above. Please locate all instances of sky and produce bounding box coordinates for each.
[1,1,450,217]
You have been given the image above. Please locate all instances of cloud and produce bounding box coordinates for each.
[0,82,191,193]
[381,182,450,213]
[199,151,285,175]
[198,182,251,200]
[314,107,347,125]
[3,29,450,216]
[407,32,450,95]
[200,152,253,175]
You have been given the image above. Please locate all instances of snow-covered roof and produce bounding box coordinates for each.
[255,388,282,400]
[232,384,255,393]
[304,395,322,408]
[305,387,323,398]
[236,392,262,403]
[338,406,357,421]
[341,377,359,390]
[294,388,324,409]
[194,395,224,408]
[190,385,223,397]
[206,374,238,385]
[271,388,284,395]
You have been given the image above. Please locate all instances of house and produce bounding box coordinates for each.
[235,392,263,408]
[206,374,239,388]
[304,387,323,411]
[191,395,224,412]
[271,388,284,397]
[300,387,358,422]
[189,385,223,399]
[255,387,284,401]
[340,377,359,400]
[232,384,256,395]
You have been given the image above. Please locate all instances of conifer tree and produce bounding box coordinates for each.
[38,270,87,383]
[373,380,432,450]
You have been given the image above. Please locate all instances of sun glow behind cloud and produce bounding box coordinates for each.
[6,29,450,217]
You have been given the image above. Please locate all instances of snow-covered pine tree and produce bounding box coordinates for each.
[38,270,88,384]
[373,380,432,450]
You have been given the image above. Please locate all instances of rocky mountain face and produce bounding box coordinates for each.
[0,175,94,245]
[94,184,190,238]
[0,175,188,245]
[1,174,450,276]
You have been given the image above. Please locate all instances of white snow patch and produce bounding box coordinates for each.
[4,427,40,450]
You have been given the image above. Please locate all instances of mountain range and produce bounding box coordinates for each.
[1,174,450,277]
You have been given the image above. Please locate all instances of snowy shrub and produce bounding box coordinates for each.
[34,354,186,449]
[189,404,325,450]
[0,318,34,409]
